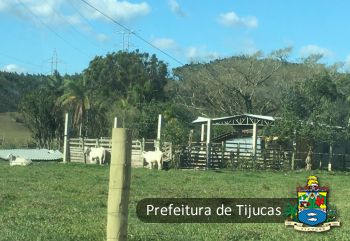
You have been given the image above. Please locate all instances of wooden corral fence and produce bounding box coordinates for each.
[0,136,35,148]
[178,142,350,171]
[69,137,172,167]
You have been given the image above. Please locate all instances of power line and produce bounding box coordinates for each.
[0,52,43,69]
[17,0,90,58]
[79,0,184,65]
[48,0,106,52]
[66,0,107,38]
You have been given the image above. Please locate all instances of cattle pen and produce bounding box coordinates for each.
[176,113,350,171]
[61,113,172,167]
[67,137,172,167]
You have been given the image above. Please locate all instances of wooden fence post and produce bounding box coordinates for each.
[291,140,296,170]
[82,137,86,164]
[155,114,162,151]
[114,117,118,128]
[63,113,70,163]
[106,128,132,241]
[237,143,240,165]
[96,138,100,148]
[328,144,333,171]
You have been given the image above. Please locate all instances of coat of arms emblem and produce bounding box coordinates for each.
[285,176,340,232]
[297,176,327,226]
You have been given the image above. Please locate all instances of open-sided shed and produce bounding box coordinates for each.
[192,114,275,162]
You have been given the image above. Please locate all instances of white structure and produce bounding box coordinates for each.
[192,114,276,165]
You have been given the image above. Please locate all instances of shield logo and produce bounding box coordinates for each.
[297,176,327,226]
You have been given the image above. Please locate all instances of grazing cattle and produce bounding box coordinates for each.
[142,150,163,170]
[84,147,107,165]
[7,154,32,166]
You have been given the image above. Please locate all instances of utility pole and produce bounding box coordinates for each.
[117,30,137,52]
[51,49,58,74]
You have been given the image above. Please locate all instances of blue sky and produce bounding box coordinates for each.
[1,0,350,74]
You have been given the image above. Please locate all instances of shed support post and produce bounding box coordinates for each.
[206,119,212,169]
[252,123,257,161]
[201,124,205,150]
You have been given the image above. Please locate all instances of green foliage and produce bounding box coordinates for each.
[20,87,63,149]
[173,48,292,116]
[269,69,349,147]
[5,48,350,148]
[84,50,168,106]
[162,103,195,145]
[0,71,44,112]
[283,203,298,222]
[57,77,90,136]
[326,204,338,222]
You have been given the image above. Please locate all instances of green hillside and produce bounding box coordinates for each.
[0,71,44,112]
[0,112,32,146]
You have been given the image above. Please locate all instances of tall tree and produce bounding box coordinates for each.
[20,87,63,149]
[173,48,292,116]
[83,50,168,106]
[269,69,349,149]
[57,78,90,136]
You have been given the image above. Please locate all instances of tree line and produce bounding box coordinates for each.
[3,48,350,149]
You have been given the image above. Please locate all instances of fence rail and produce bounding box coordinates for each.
[68,137,172,168]
[177,142,350,171]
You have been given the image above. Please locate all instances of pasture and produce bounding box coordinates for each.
[0,112,32,147]
[0,161,349,241]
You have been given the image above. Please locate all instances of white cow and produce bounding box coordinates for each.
[7,154,32,166]
[142,150,163,170]
[84,147,107,165]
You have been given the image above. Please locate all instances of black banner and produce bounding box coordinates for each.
[136,198,297,223]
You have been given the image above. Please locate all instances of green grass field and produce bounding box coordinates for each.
[0,161,349,241]
[0,112,32,146]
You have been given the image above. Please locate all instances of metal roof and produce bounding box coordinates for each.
[0,149,63,161]
[192,113,276,126]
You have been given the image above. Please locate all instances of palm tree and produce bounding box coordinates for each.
[57,78,90,136]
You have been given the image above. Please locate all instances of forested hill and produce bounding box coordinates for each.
[0,71,42,112]
[173,53,350,117]
[0,71,80,112]
[4,49,350,148]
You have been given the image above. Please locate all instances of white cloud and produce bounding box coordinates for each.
[0,0,12,11]
[96,33,109,42]
[82,0,150,22]
[0,0,150,26]
[186,46,219,62]
[2,64,25,73]
[0,0,82,27]
[152,38,178,50]
[168,0,185,17]
[300,45,334,58]
[218,11,258,28]
[151,36,220,63]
